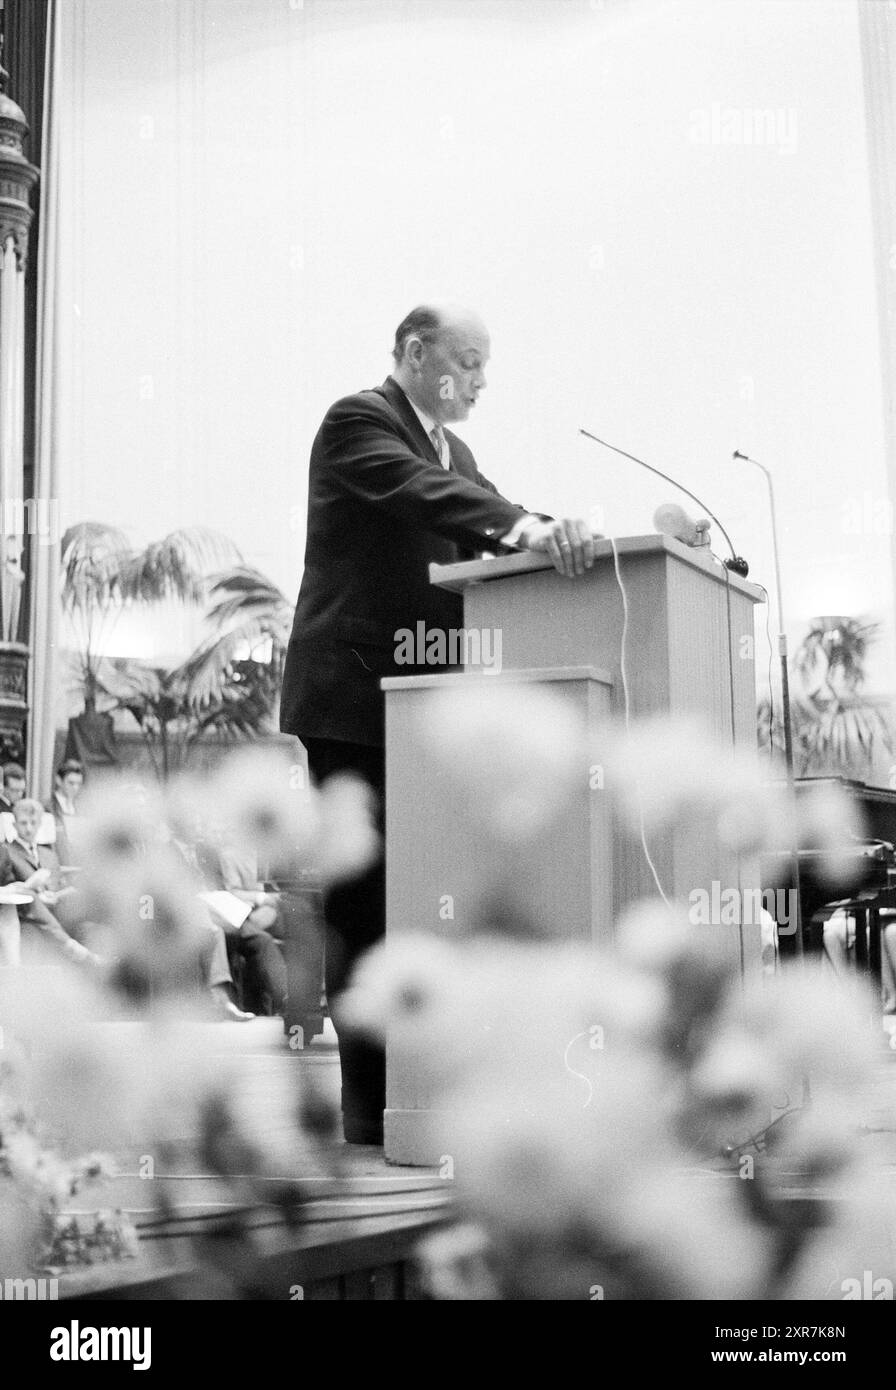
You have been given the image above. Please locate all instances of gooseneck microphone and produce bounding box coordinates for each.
[579,428,750,576]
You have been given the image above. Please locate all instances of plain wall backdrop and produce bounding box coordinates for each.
[53,0,894,709]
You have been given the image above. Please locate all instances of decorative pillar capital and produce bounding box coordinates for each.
[0,61,38,270]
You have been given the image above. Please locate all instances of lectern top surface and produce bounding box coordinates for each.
[381,663,614,691]
[429,533,764,602]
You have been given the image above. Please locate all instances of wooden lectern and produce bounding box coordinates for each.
[381,535,765,1165]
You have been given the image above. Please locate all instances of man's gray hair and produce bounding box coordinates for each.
[14,797,43,817]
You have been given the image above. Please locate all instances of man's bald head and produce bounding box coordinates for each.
[392,303,487,360]
[391,303,490,426]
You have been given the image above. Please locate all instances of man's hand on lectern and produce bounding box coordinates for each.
[517,518,599,578]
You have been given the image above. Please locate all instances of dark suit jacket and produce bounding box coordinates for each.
[0,842,19,888]
[45,793,76,866]
[5,837,62,889]
[280,375,543,746]
[0,841,73,948]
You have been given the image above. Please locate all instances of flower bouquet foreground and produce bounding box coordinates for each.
[0,747,379,1296]
[340,688,896,1300]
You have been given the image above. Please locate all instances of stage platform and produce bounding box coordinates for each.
[47,1021,896,1301]
[52,1021,452,1301]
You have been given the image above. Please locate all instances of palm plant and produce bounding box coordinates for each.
[794,617,878,702]
[61,522,132,715]
[118,528,241,607]
[62,524,291,777]
[111,548,291,779]
[173,566,293,711]
[61,523,242,714]
[758,615,893,780]
[115,657,278,781]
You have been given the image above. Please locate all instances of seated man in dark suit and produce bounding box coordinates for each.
[3,798,95,964]
[46,758,86,866]
[280,303,597,1143]
[1,761,25,815]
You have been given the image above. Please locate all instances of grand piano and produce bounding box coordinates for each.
[761,777,896,983]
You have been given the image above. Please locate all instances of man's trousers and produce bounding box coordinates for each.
[301,737,386,1145]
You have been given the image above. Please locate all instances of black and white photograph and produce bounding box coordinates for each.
[1,0,896,1350]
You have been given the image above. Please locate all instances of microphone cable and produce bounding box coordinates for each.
[607,532,671,907]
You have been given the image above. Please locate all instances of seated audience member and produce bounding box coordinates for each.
[2,761,25,811]
[164,822,257,1020]
[71,792,252,1018]
[201,909,255,1021]
[759,906,779,975]
[0,767,11,815]
[822,910,851,973]
[882,914,896,1018]
[198,824,284,936]
[194,832,288,1016]
[47,758,85,865]
[1,762,57,847]
[826,912,896,1032]
[1,798,95,964]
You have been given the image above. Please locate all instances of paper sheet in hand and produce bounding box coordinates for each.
[198,890,253,929]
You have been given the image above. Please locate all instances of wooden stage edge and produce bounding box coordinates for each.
[57,1144,454,1302]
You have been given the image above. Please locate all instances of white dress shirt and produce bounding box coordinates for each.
[395,383,538,548]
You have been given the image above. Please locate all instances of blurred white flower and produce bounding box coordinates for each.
[606,717,734,835]
[0,1178,41,1280]
[449,1059,768,1299]
[737,967,876,1095]
[607,717,811,869]
[79,842,220,1003]
[614,899,696,974]
[715,778,795,856]
[77,779,165,865]
[419,683,589,844]
[415,1222,502,1301]
[314,774,380,885]
[340,934,474,1096]
[797,781,868,890]
[0,956,106,1056]
[343,931,666,1112]
[209,747,320,868]
[785,1168,896,1300]
[684,965,875,1163]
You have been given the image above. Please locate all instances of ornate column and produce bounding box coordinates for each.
[0,55,37,760]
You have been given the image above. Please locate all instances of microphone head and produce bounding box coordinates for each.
[732,450,748,460]
[654,502,710,548]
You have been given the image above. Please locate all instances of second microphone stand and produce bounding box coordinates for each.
[735,451,804,957]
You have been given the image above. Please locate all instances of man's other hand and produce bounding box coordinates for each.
[518,518,599,577]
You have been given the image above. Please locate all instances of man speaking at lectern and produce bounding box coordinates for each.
[280,303,595,1144]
